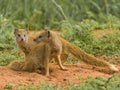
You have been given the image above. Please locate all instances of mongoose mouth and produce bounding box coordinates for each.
[33,39,39,43]
[33,38,41,42]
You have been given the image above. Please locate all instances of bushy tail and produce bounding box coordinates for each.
[8,61,25,71]
[8,60,40,73]
[60,38,119,72]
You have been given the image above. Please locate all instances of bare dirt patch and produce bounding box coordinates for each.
[0,64,120,89]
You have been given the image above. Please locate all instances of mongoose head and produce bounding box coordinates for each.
[33,30,51,43]
[14,29,28,43]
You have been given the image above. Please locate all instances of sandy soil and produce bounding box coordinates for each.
[0,64,120,89]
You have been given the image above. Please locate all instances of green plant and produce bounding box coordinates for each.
[88,31,120,55]
[1,0,120,29]
[5,82,14,89]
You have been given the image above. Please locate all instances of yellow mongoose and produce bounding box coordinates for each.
[33,30,67,70]
[9,29,50,75]
[9,29,67,75]
[9,42,51,76]
[34,30,119,72]
[14,29,68,65]
[14,29,38,56]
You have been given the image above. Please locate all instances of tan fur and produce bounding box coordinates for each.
[34,30,119,72]
[8,42,51,76]
[14,29,37,56]
[14,29,67,62]
[34,30,67,70]
[14,29,68,63]
[9,29,67,76]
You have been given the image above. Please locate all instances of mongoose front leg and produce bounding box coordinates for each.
[43,45,51,76]
[44,58,49,76]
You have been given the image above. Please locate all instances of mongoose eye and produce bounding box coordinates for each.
[17,34,20,37]
[24,34,26,37]
[39,36,42,38]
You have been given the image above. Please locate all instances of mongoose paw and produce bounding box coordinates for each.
[62,67,68,71]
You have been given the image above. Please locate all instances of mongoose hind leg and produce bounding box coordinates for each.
[56,55,68,71]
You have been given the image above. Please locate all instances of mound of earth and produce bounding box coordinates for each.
[0,64,120,89]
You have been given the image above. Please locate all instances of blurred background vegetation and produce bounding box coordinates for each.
[1,0,120,29]
[0,0,120,65]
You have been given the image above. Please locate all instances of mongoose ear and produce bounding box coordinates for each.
[26,29,29,34]
[47,30,50,38]
[14,28,18,34]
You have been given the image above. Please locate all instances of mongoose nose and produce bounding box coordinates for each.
[21,38,23,41]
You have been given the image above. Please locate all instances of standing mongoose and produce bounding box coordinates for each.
[33,30,119,72]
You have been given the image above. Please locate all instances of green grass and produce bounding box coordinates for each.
[88,31,120,55]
